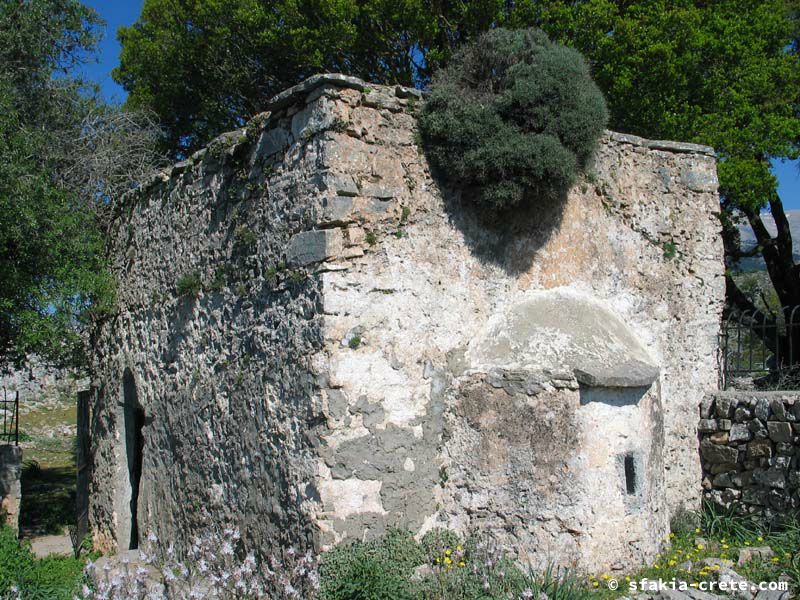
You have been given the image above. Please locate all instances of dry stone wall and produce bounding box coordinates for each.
[700,392,800,522]
[89,74,725,573]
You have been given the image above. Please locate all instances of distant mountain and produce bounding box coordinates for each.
[736,210,800,272]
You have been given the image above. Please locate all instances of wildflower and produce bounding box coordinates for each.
[592,581,599,588]
[521,590,534,599]
[785,552,792,558]
[602,574,610,580]
[722,544,730,549]
[669,560,677,566]
[772,557,780,563]
[445,549,452,556]
[757,536,764,542]
[459,561,465,567]
[695,528,701,534]
[696,544,704,550]
[456,545,463,552]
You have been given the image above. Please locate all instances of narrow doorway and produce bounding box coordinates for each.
[122,368,144,550]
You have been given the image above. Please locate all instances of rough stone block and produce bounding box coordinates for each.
[680,168,718,192]
[732,470,754,487]
[737,546,774,566]
[321,196,355,225]
[700,395,715,419]
[255,128,289,158]
[701,439,739,464]
[748,419,768,438]
[747,439,773,459]
[710,431,729,444]
[710,462,738,474]
[314,172,360,196]
[754,468,786,489]
[715,395,734,419]
[698,419,719,433]
[286,229,344,266]
[770,398,788,421]
[573,358,660,388]
[729,423,752,443]
[755,398,770,421]
[360,181,404,199]
[767,421,792,443]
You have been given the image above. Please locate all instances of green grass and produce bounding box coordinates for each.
[0,525,87,600]
[18,401,78,536]
[20,463,76,536]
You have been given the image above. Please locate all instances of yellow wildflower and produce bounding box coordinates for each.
[757,536,763,542]
[695,528,701,534]
[445,549,451,556]
[593,582,599,588]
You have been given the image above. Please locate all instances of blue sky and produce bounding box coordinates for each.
[81,2,800,211]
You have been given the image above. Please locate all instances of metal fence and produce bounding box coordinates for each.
[1,388,19,445]
[720,307,800,390]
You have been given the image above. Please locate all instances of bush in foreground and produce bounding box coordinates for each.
[418,28,608,212]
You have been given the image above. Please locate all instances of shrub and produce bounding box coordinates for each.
[319,529,423,600]
[176,271,202,297]
[233,226,258,255]
[418,28,608,211]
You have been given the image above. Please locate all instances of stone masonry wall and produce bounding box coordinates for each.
[89,74,725,572]
[700,392,800,521]
[0,444,22,536]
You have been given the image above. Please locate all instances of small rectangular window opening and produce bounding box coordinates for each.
[624,454,637,495]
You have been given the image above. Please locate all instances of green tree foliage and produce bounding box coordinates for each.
[418,28,607,210]
[117,1,799,322]
[0,0,128,368]
[509,1,799,356]
[113,0,503,156]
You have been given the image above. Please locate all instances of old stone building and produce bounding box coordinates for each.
[87,74,724,572]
